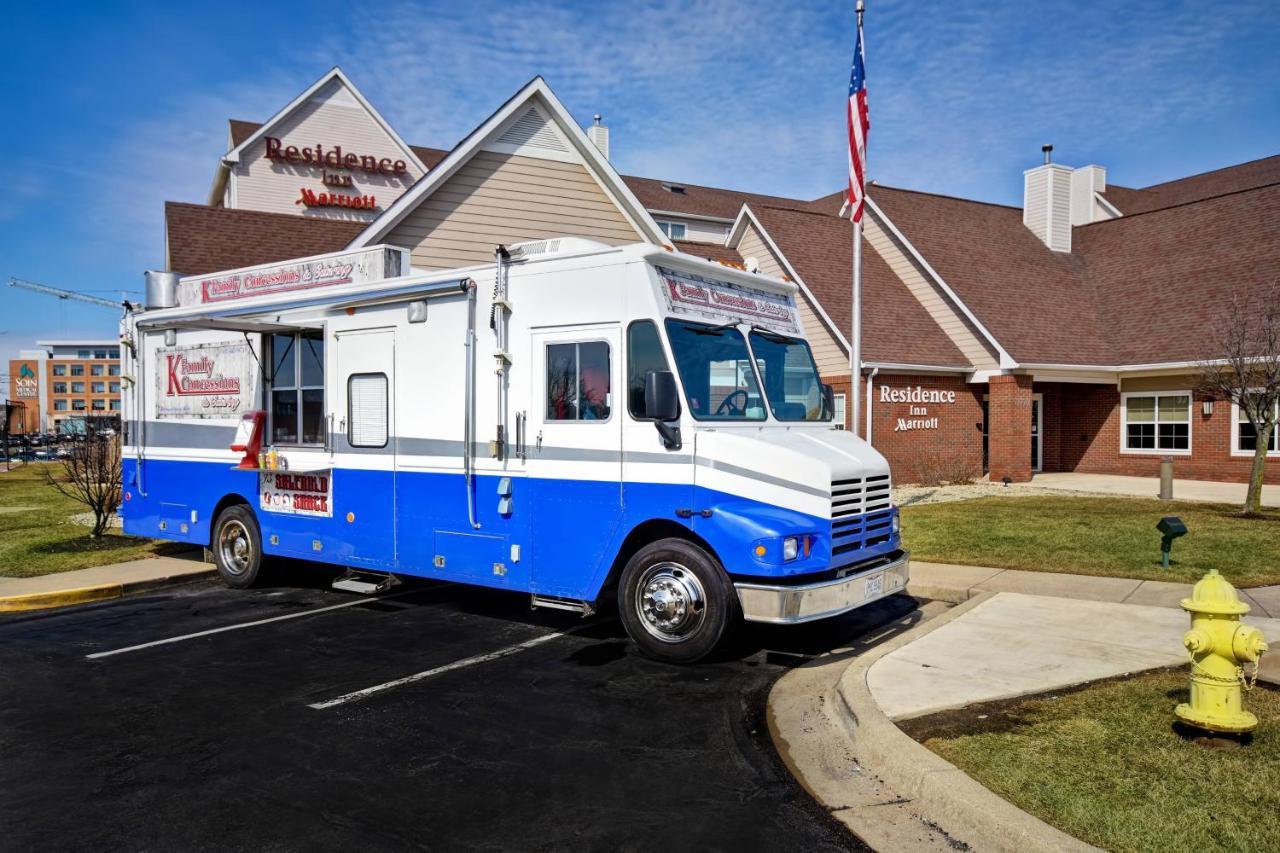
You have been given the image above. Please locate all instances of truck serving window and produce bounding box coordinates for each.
[269,332,325,445]
[627,321,673,419]
[664,319,765,421]
[748,329,829,421]
[546,341,611,421]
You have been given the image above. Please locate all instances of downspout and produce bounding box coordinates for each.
[865,367,879,444]
[463,279,480,529]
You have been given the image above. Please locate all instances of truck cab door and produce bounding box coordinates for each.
[526,325,623,599]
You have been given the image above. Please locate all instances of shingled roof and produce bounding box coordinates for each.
[166,202,361,276]
[1099,154,1280,215]
[748,204,970,369]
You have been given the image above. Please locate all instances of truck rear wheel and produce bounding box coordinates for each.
[618,538,737,663]
[212,504,265,589]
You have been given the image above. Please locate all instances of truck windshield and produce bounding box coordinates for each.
[748,328,830,422]
[664,319,766,420]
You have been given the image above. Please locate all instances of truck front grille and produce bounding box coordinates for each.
[830,475,894,564]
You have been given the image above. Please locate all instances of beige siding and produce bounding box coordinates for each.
[738,222,848,377]
[233,78,424,221]
[863,215,1000,370]
[386,151,642,270]
[652,215,730,244]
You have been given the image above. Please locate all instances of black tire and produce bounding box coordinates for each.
[211,504,265,589]
[617,538,737,664]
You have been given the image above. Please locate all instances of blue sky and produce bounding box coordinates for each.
[2,0,1278,368]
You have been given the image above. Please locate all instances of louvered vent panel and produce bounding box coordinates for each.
[496,107,567,152]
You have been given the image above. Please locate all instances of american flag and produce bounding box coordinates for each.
[846,19,869,222]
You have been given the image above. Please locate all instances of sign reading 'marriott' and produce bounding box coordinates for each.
[881,385,956,432]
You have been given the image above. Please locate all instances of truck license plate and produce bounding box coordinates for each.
[864,573,884,600]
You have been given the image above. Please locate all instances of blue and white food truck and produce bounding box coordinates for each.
[121,238,908,662]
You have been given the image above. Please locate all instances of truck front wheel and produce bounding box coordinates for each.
[618,538,737,663]
[212,504,265,589]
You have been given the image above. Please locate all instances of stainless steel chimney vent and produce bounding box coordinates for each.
[144,270,180,309]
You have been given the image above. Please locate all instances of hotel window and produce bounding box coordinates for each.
[52,365,66,376]
[91,382,105,393]
[71,382,85,393]
[833,393,847,430]
[268,332,325,445]
[92,399,105,411]
[109,399,121,411]
[91,364,104,376]
[109,381,120,393]
[1122,392,1191,453]
[108,364,121,376]
[109,348,119,359]
[54,400,67,412]
[78,349,90,359]
[94,349,108,359]
[53,382,67,394]
[72,400,86,411]
[1234,396,1280,456]
[70,365,84,376]
[657,220,687,240]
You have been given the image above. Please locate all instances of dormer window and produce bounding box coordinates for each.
[661,183,686,194]
[657,220,688,240]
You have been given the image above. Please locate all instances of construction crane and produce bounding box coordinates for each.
[8,277,135,310]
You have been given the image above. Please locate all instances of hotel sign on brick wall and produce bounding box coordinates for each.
[881,385,956,432]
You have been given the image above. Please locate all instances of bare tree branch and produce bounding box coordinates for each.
[44,437,123,538]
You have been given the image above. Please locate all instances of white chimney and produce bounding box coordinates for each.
[1023,144,1073,252]
[587,114,609,160]
[1070,165,1109,225]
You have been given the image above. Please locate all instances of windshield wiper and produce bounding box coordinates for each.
[748,325,796,343]
[685,321,739,336]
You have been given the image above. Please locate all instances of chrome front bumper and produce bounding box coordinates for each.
[733,550,910,625]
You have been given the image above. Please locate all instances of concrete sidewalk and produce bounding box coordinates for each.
[0,551,211,611]
[1030,471,1280,507]
[908,558,1280,616]
[870,591,1280,720]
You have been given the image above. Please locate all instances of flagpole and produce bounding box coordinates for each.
[849,0,865,437]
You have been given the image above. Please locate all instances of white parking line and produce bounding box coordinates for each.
[85,590,419,660]
[308,623,596,710]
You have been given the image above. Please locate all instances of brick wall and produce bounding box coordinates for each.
[988,374,1034,482]
[1058,383,1280,484]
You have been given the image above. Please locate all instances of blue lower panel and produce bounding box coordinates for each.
[121,458,900,602]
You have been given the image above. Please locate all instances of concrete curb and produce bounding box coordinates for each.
[0,566,215,613]
[831,592,1102,853]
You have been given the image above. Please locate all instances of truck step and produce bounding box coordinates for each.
[332,571,401,595]
[530,594,595,617]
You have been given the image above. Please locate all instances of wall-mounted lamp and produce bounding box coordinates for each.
[1202,400,1214,416]
[164,329,177,346]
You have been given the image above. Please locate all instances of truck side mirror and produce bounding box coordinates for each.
[644,370,682,450]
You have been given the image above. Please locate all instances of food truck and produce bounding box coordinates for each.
[121,239,907,662]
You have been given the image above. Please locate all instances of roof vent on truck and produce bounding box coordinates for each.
[507,237,611,260]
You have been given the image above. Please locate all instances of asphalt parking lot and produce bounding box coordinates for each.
[0,563,928,852]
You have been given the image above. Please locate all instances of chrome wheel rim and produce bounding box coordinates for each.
[218,519,253,576]
[635,562,707,643]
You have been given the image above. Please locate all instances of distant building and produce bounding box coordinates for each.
[6,340,122,434]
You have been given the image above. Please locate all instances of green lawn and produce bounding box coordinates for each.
[914,669,1280,853]
[901,495,1280,586]
[0,463,183,579]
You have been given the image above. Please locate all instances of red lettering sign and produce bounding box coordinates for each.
[264,136,409,175]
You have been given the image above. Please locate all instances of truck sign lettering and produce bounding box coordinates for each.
[655,266,801,336]
[155,342,257,419]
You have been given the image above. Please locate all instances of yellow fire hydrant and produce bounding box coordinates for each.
[1175,569,1268,734]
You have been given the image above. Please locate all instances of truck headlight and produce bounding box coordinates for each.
[782,536,799,562]
[892,514,901,535]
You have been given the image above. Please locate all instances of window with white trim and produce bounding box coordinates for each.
[348,373,388,448]
[833,392,847,430]
[1234,395,1279,456]
[269,332,325,445]
[656,220,687,240]
[1122,392,1190,453]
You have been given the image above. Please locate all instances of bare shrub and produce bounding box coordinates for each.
[910,447,982,487]
[44,437,123,539]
